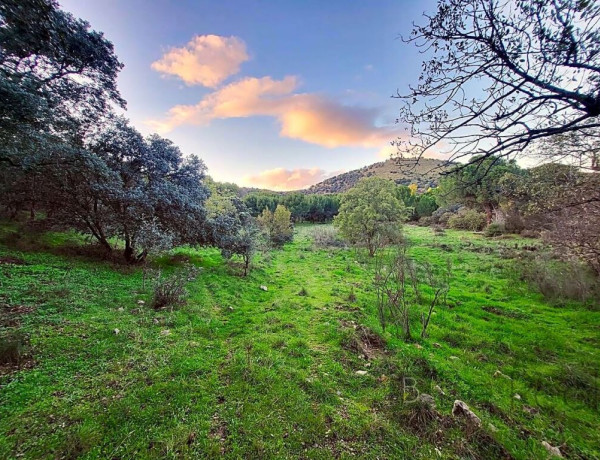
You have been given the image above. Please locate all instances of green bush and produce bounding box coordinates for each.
[485,222,505,237]
[447,209,487,231]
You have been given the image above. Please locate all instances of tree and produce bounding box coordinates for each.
[334,177,407,256]
[0,0,124,167]
[501,163,600,274]
[257,204,293,246]
[437,155,521,224]
[29,118,210,263]
[398,0,600,166]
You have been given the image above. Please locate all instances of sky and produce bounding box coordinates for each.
[60,0,438,190]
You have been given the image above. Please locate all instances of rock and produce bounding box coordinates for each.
[452,400,481,428]
[137,300,145,305]
[416,393,436,409]
[414,343,423,349]
[113,328,120,335]
[541,441,563,458]
[449,356,460,361]
[493,369,511,380]
[433,342,441,348]
[434,385,445,396]
[160,329,171,336]
[514,393,521,400]
[117,307,124,312]
[228,306,234,311]
[355,370,368,376]
[260,285,268,292]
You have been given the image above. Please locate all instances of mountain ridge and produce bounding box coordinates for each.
[301,157,451,194]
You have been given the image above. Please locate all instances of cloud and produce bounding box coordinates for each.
[151,35,248,87]
[243,167,337,191]
[147,76,398,148]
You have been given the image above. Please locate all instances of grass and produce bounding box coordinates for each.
[0,222,598,459]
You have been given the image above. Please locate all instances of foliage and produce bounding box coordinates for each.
[447,209,487,231]
[334,177,407,256]
[395,186,439,221]
[310,226,345,248]
[0,0,124,168]
[501,163,600,274]
[519,255,600,304]
[257,205,293,247]
[243,192,340,223]
[437,155,522,224]
[484,223,505,238]
[398,0,600,165]
[151,264,199,310]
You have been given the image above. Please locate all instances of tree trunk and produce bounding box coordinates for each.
[124,236,134,263]
[483,203,493,225]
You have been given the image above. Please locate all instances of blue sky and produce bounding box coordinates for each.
[60,0,437,189]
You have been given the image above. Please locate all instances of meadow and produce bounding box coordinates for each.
[0,223,598,459]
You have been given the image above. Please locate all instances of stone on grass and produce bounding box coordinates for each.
[260,285,268,292]
[541,441,563,458]
[113,328,120,335]
[433,342,441,348]
[514,393,521,400]
[494,369,511,379]
[452,400,481,428]
[449,356,460,361]
[355,370,368,376]
[137,300,145,305]
[160,329,171,336]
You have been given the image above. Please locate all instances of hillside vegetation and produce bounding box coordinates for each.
[1,223,598,459]
[305,158,450,194]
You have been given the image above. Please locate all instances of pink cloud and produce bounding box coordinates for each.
[146,76,398,148]
[151,35,248,87]
[243,167,336,190]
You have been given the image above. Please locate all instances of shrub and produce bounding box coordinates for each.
[520,255,599,304]
[311,226,345,248]
[485,222,505,237]
[0,331,29,366]
[447,209,487,231]
[258,205,293,246]
[431,204,462,225]
[417,216,434,227]
[151,264,200,310]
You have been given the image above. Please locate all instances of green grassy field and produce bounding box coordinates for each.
[0,223,598,459]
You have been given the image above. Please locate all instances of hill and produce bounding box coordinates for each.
[304,157,451,194]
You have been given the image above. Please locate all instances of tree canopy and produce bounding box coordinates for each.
[334,177,407,256]
[0,0,124,167]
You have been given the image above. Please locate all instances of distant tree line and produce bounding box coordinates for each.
[243,192,341,223]
[243,185,438,224]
